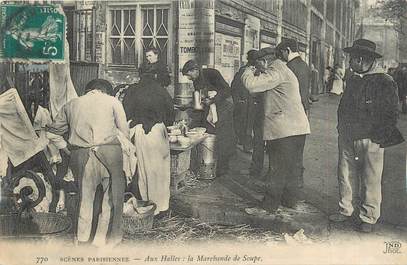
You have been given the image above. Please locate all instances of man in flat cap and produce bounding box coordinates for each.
[182,60,236,177]
[330,39,404,233]
[241,47,310,213]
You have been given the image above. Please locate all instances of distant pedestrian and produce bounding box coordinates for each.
[330,39,404,233]
[241,47,310,213]
[330,63,345,95]
[325,66,333,93]
[310,63,320,101]
[394,65,407,113]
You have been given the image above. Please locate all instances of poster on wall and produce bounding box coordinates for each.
[215,33,241,85]
[243,15,260,63]
[178,0,215,84]
[260,42,274,49]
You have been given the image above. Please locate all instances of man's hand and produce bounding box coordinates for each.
[202,97,215,106]
[255,60,267,73]
[56,190,65,212]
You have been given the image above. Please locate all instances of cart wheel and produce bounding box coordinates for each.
[9,170,46,210]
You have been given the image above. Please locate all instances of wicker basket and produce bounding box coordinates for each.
[122,197,156,235]
[0,212,71,238]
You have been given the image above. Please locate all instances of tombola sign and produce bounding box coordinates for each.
[0,4,65,63]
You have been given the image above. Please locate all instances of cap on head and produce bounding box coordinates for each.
[258,47,276,59]
[343,39,382,58]
[182,60,199,75]
[247,49,259,62]
[85,79,113,96]
[276,38,299,52]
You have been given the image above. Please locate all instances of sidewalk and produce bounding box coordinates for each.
[171,94,407,242]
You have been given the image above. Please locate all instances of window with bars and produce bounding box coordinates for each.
[109,8,137,65]
[107,4,170,67]
[141,6,169,64]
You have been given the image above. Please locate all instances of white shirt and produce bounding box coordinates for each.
[48,90,129,147]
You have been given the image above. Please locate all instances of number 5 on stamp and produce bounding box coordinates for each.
[0,4,65,63]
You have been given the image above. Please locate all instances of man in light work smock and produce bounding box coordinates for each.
[241,47,310,213]
[47,79,129,246]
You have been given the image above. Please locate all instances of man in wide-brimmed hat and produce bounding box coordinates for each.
[330,39,404,233]
[241,46,310,214]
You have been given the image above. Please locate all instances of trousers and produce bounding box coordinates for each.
[337,136,384,224]
[70,144,125,246]
[262,135,306,212]
[250,101,265,175]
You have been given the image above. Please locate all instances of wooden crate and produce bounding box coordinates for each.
[170,149,191,176]
[170,171,188,194]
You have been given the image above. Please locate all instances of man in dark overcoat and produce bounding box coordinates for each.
[276,38,311,189]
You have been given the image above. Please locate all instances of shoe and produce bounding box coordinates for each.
[329,213,352,222]
[359,222,374,233]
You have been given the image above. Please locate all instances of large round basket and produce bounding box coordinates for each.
[0,212,71,239]
[122,201,156,235]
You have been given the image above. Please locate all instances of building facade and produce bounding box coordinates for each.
[356,16,400,68]
[39,0,357,98]
[355,0,401,69]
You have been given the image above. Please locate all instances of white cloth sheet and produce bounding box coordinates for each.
[48,37,78,119]
[0,89,48,166]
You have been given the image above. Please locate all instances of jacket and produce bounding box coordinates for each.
[241,59,310,141]
[138,61,171,87]
[337,71,404,148]
[193,68,232,105]
[123,76,174,134]
[286,56,311,110]
[231,65,251,103]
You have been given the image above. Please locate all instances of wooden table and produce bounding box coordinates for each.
[169,134,208,193]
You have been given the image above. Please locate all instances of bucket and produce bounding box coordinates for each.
[198,134,216,180]
[174,83,194,107]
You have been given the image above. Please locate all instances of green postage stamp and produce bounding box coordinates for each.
[0,4,65,63]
